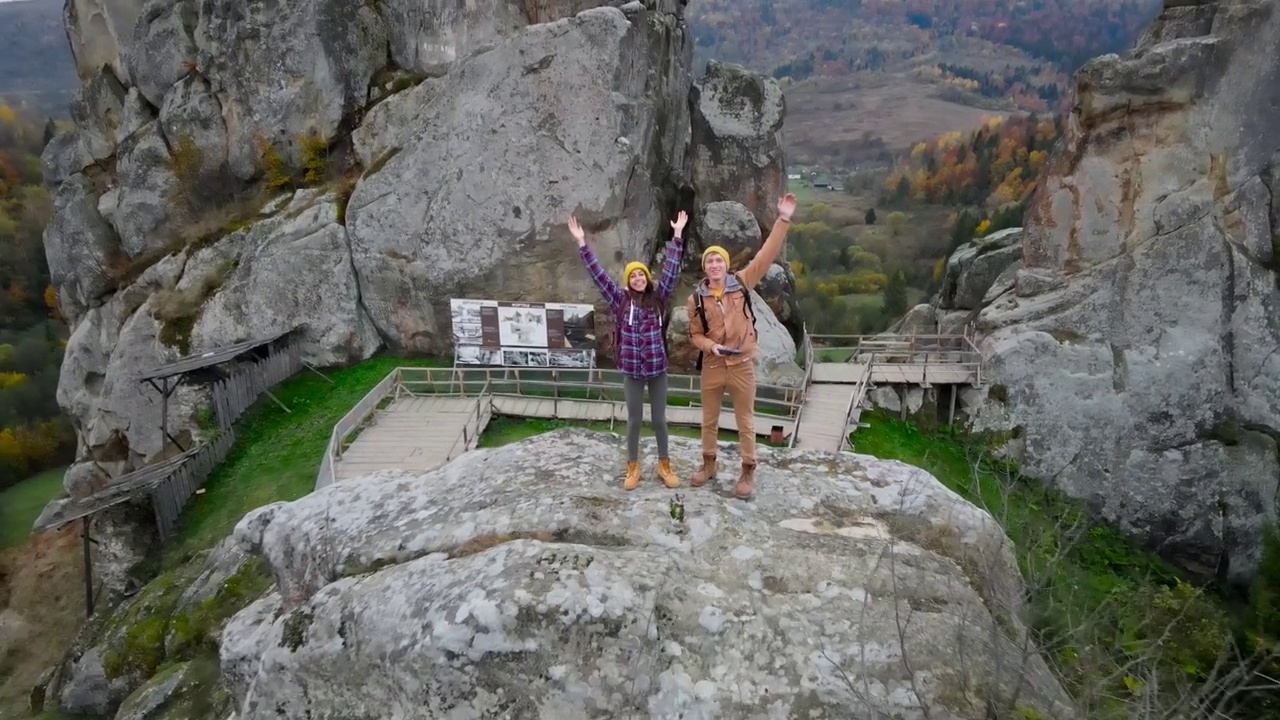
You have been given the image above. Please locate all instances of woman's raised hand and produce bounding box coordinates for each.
[567,216,586,246]
[670,210,688,235]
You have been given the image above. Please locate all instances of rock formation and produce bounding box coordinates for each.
[41,0,801,528]
[218,429,1075,719]
[964,0,1280,584]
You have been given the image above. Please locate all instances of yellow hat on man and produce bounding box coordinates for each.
[702,245,730,267]
[622,261,652,285]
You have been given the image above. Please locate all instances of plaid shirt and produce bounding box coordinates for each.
[580,235,684,378]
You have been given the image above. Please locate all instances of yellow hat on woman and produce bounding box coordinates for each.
[622,261,652,285]
[702,245,730,267]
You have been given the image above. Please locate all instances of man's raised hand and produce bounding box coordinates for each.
[776,193,797,222]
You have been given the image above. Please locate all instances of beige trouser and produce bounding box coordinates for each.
[700,360,758,465]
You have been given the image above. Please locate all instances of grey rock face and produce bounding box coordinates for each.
[345,4,692,351]
[222,429,1074,720]
[42,0,794,546]
[696,200,760,261]
[191,190,382,365]
[690,60,786,229]
[939,227,1023,311]
[970,0,1280,583]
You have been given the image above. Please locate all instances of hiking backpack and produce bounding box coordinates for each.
[693,273,757,371]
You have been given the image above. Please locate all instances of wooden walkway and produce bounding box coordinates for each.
[812,362,976,386]
[328,394,794,484]
[792,361,872,452]
[333,396,484,482]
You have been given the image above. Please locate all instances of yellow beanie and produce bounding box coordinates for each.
[622,261,652,285]
[702,245,730,267]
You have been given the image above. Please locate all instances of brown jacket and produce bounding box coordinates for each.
[687,217,791,369]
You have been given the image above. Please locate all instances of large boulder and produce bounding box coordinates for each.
[221,429,1075,719]
[690,60,786,230]
[969,0,1280,584]
[688,62,796,334]
[343,3,692,352]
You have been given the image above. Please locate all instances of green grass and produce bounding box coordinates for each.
[162,355,446,567]
[0,467,66,548]
[476,416,759,449]
[851,412,1257,715]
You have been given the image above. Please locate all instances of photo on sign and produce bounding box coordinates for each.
[503,348,549,367]
[549,349,594,368]
[546,302,596,350]
[452,323,483,346]
[499,306,548,348]
[450,299,484,324]
[456,346,502,365]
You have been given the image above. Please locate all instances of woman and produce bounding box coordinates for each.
[570,211,688,490]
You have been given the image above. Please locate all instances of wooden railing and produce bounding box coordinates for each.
[787,326,817,449]
[442,385,493,465]
[394,366,804,419]
[317,364,809,489]
[809,333,982,385]
[316,369,399,489]
[837,357,875,452]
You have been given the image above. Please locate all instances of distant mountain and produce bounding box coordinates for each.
[0,0,77,119]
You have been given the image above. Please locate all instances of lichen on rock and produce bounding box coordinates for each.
[221,429,1074,719]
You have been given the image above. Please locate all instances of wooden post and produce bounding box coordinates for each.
[81,516,94,617]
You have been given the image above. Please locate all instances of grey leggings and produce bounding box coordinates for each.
[624,373,670,462]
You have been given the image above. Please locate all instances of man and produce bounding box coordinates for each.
[686,193,797,500]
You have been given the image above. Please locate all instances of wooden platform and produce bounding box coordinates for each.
[333,396,482,482]
[812,362,977,386]
[331,394,794,483]
[490,395,793,436]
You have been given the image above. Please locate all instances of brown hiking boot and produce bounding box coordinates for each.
[691,454,717,487]
[624,461,642,491]
[734,463,756,500]
[656,458,680,488]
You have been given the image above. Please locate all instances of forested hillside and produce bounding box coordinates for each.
[690,0,1162,78]
[783,113,1065,335]
[0,0,78,119]
[0,103,73,491]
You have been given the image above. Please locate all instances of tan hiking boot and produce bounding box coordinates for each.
[656,458,680,488]
[691,454,717,487]
[624,461,642,490]
[734,463,756,500]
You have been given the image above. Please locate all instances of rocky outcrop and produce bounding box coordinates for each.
[41,0,799,509]
[892,227,1023,338]
[968,0,1280,584]
[688,60,798,336]
[45,537,265,719]
[221,429,1075,719]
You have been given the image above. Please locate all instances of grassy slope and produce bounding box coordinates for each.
[0,467,65,548]
[162,355,446,567]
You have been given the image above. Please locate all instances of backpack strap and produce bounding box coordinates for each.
[737,273,757,339]
[694,292,709,371]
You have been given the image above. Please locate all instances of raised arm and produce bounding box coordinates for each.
[656,210,688,300]
[737,194,798,290]
[569,216,625,311]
